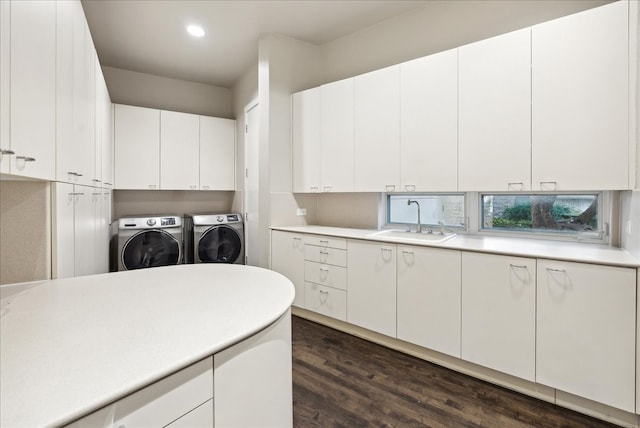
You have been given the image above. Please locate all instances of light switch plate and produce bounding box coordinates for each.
[296,208,307,216]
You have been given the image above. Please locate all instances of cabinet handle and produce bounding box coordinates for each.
[0,149,15,155]
[539,181,558,190]
[293,237,302,241]
[402,250,414,255]
[310,186,319,192]
[546,267,566,273]
[322,186,332,192]
[319,290,329,294]
[16,156,36,162]
[381,248,393,253]
[320,250,329,255]
[189,185,197,190]
[148,184,157,189]
[507,182,524,191]
[509,264,528,269]
[68,192,84,196]
[202,185,209,190]
[404,184,415,192]
[385,184,396,192]
[319,240,329,244]
[103,182,113,186]
[319,267,329,272]
[92,178,101,183]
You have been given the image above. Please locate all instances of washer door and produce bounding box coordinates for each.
[198,226,241,263]
[122,230,181,270]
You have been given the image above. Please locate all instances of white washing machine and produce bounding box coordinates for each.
[117,215,183,271]
[185,213,244,264]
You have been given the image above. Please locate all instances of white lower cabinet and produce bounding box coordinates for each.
[536,260,636,412]
[397,246,461,358]
[305,282,347,321]
[214,312,293,428]
[347,240,396,337]
[271,231,305,307]
[461,252,536,381]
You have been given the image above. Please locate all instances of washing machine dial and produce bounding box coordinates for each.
[216,215,225,223]
[147,218,157,226]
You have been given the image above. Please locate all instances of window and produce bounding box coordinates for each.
[481,193,602,238]
[387,194,465,229]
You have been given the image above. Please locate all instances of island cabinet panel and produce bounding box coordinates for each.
[461,252,536,381]
[399,48,458,192]
[271,230,306,307]
[458,28,531,192]
[354,65,400,192]
[536,260,636,412]
[531,0,629,191]
[214,312,293,428]
[66,357,213,428]
[397,246,461,358]
[347,240,397,337]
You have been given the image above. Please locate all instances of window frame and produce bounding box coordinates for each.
[385,192,467,231]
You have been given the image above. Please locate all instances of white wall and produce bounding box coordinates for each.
[103,66,233,118]
[112,190,234,219]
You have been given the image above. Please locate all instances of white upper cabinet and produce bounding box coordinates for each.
[200,116,235,191]
[292,87,321,193]
[160,110,199,190]
[0,0,9,174]
[531,1,629,191]
[9,0,56,180]
[400,49,458,192]
[354,65,400,192]
[458,28,531,192]
[97,65,114,187]
[114,104,160,190]
[320,78,354,193]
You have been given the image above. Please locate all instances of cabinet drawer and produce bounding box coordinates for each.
[304,261,347,290]
[304,282,347,321]
[113,357,213,427]
[304,235,347,249]
[304,245,347,267]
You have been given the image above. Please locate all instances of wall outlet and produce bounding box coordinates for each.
[296,208,307,216]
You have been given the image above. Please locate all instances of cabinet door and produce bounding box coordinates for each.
[271,231,305,308]
[10,0,56,180]
[52,182,76,279]
[536,260,635,412]
[114,104,160,189]
[347,240,396,337]
[532,1,629,191]
[0,0,10,174]
[76,19,96,186]
[461,252,535,381]
[97,66,113,187]
[215,312,292,428]
[400,49,457,192]
[397,246,461,358]
[458,28,531,192]
[161,110,199,190]
[95,189,111,274]
[292,87,321,193]
[320,78,354,193]
[74,186,97,277]
[354,65,400,192]
[200,116,235,190]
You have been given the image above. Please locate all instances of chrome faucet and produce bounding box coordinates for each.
[407,199,421,233]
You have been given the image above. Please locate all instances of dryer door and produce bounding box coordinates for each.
[198,226,242,263]
[122,230,181,270]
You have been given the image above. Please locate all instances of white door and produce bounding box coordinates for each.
[244,102,259,266]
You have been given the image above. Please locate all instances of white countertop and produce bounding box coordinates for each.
[0,264,295,428]
[272,225,640,268]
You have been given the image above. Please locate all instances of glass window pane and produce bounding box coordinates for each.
[388,194,465,228]
[482,194,599,234]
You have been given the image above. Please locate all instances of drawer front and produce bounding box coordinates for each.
[304,235,347,249]
[113,357,213,427]
[304,282,347,321]
[304,245,347,267]
[304,261,347,290]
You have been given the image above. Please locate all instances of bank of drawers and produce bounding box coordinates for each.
[304,236,347,321]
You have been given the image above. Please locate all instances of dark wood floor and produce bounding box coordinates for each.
[292,316,620,428]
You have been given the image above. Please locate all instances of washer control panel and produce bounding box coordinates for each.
[161,217,176,226]
[119,216,182,230]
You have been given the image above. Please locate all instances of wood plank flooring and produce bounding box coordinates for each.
[292,316,619,428]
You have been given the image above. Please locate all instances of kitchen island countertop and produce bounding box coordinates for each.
[0,264,295,427]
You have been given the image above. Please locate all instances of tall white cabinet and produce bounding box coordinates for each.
[399,49,458,192]
[292,87,321,193]
[531,0,629,191]
[200,116,235,191]
[354,65,400,192]
[458,28,532,192]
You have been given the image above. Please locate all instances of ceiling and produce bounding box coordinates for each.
[81,0,428,88]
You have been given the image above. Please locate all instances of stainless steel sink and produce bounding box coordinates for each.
[366,229,456,244]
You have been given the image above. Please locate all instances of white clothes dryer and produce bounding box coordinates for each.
[117,215,183,271]
[185,213,244,264]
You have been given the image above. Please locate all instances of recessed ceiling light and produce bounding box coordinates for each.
[187,25,205,38]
